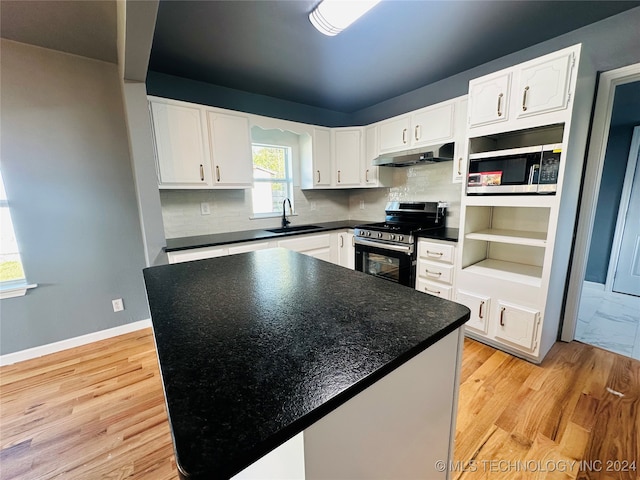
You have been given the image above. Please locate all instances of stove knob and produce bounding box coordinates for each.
[366,231,371,237]
[399,235,404,241]
[390,234,396,240]
[377,232,383,238]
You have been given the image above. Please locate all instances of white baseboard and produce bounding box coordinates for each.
[583,281,605,291]
[0,319,152,367]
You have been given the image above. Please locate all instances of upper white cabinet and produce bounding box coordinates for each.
[515,53,574,119]
[468,46,576,134]
[149,96,253,189]
[206,111,253,187]
[301,127,332,188]
[468,72,511,128]
[378,100,456,155]
[149,98,212,188]
[333,128,362,187]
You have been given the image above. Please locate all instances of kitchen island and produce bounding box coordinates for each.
[143,248,470,479]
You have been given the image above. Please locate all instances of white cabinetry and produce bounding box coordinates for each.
[300,127,332,188]
[458,44,582,363]
[415,240,456,300]
[337,230,355,269]
[468,46,576,135]
[206,111,253,187]
[149,98,211,188]
[148,96,254,190]
[452,97,469,183]
[333,129,362,187]
[363,125,391,187]
[378,99,456,154]
[277,233,336,263]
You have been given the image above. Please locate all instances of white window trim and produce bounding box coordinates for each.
[0,281,37,299]
[251,143,295,216]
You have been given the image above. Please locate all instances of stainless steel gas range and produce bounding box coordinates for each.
[354,202,447,287]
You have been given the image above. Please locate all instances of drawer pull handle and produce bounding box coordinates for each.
[522,86,529,111]
[426,269,442,277]
[425,287,441,295]
[478,300,485,319]
[340,235,344,248]
[427,250,443,257]
[317,170,321,183]
[457,157,462,176]
[199,164,205,181]
[500,306,506,326]
[414,125,420,141]
[216,165,221,182]
[497,93,504,117]
[402,128,407,144]
[338,170,341,183]
[365,169,369,182]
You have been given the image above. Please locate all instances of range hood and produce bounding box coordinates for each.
[373,142,454,167]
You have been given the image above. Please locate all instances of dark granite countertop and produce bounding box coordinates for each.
[143,249,470,479]
[165,221,458,252]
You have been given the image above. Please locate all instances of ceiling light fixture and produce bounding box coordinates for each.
[309,0,382,36]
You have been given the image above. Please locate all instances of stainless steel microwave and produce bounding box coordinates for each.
[467,143,562,195]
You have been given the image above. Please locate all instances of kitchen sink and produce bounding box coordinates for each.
[266,225,322,234]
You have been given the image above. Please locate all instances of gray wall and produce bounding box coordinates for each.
[0,40,150,355]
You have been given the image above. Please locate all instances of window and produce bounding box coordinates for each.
[251,144,294,215]
[0,170,26,284]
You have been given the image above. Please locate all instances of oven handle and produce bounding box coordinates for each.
[354,238,414,254]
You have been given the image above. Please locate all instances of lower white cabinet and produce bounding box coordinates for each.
[415,239,456,300]
[167,246,229,264]
[455,290,489,335]
[277,233,335,263]
[337,231,355,269]
[455,288,542,357]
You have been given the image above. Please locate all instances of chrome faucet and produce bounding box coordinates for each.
[281,198,292,228]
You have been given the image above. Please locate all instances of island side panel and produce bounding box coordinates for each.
[303,328,463,479]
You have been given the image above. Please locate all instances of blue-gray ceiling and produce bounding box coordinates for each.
[149,0,640,113]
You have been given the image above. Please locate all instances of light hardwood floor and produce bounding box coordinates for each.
[1,329,638,479]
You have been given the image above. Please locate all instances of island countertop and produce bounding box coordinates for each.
[143,248,470,479]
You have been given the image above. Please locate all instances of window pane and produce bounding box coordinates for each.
[0,171,26,282]
[252,144,293,215]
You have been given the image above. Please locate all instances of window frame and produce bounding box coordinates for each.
[250,143,295,218]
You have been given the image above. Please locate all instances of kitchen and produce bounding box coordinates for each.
[1,1,640,479]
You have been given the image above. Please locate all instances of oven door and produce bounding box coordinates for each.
[354,238,415,287]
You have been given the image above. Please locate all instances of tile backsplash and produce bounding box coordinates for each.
[160,162,461,238]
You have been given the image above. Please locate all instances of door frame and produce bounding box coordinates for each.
[561,63,640,342]
[607,126,640,293]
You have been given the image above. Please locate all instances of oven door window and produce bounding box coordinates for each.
[363,251,402,283]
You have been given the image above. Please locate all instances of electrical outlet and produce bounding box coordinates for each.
[310,201,317,211]
[359,200,365,210]
[200,202,211,215]
[112,298,124,312]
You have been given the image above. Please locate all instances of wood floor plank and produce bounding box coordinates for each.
[1,330,638,479]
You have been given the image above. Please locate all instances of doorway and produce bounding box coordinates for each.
[563,66,640,359]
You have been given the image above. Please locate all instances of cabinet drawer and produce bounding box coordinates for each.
[228,242,271,255]
[417,259,453,284]
[418,241,455,264]
[416,279,452,300]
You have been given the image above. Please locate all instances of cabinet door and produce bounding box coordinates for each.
[150,101,210,187]
[468,72,511,128]
[411,103,455,147]
[455,290,490,335]
[452,97,468,183]
[378,116,411,153]
[207,112,253,187]
[338,232,355,269]
[515,53,573,119]
[494,301,540,351]
[334,129,362,187]
[313,128,332,186]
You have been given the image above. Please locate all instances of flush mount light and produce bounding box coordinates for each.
[309,0,382,36]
